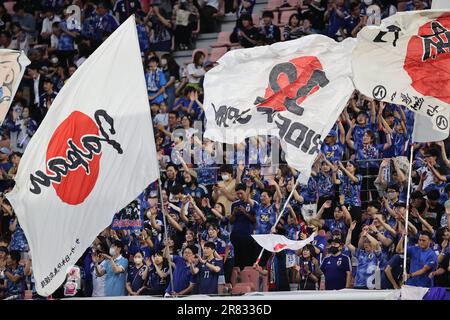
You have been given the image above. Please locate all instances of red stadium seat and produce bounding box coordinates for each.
[4,1,16,15]
[266,0,285,11]
[278,10,297,26]
[210,47,228,62]
[239,269,261,291]
[230,267,240,286]
[210,31,232,48]
[232,283,252,294]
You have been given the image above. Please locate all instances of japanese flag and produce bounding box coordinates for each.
[6,16,159,296]
[352,10,450,135]
[252,233,316,254]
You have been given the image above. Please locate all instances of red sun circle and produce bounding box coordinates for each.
[404,13,450,104]
[258,56,324,112]
[46,111,101,205]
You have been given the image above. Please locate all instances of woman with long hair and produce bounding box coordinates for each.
[294,244,322,290]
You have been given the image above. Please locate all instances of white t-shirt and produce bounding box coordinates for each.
[91,260,107,297]
[186,63,205,84]
[154,113,169,127]
[41,15,61,34]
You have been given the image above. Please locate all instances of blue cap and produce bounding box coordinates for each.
[327,130,338,137]
[0,147,11,154]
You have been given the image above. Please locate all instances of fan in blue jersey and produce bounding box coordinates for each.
[380,253,405,289]
[346,221,382,289]
[349,109,377,146]
[320,238,352,290]
[126,251,148,296]
[192,242,223,295]
[347,125,392,204]
[255,190,277,235]
[284,178,304,219]
[335,160,362,220]
[300,177,318,223]
[316,201,352,238]
[308,219,328,263]
[426,163,450,206]
[141,251,170,296]
[396,231,437,288]
[145,56,167,105]
[166,245,197,296]
[321,122,345,163]
[315,160,336,204]
[230,183,258,270]
[294,244,323,290]
[182,171,208,199]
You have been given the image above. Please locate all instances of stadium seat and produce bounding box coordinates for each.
[239,269,261,291]
[210,47,228,62]
[278,10,297,26]
[279,0,299,11]
[210,31,232,48]
[232,283,252,294]
[4,1,15,15]
[265,0,285,11]
[230,267,240,286]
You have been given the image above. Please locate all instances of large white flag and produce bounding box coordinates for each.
[252,233,315,253]
[6,17,159,296]
[352,10,450,135]
[204,35,356,183]
[0,49,30,123]
[412,1,450,143]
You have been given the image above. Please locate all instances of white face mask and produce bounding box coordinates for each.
[221,174,230,181]
[161,59,167,66]
[109,247,116,257]
[134,257,143,265]
[364,0,373,5]
[51,57,58,64]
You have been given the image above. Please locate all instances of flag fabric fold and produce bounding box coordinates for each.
[252,233,316,253]
[0,49,30,123]
[203,35,357,183]
[6,16,159,296]
[352,10,450,136]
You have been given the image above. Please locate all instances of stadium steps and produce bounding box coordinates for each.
[195,32,221,50]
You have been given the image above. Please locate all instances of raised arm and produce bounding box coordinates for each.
[345,120,356,150]
[345,221,357,254]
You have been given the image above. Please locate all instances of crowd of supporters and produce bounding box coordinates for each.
[0,0,449,299]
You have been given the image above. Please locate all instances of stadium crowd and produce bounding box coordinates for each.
[0,0,450,300]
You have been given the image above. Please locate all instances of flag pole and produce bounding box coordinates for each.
[157,177,175,296]
[254,176,301,265]
[402,143,415,284]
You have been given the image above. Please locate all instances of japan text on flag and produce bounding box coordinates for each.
[203,35,356,183]
[352,10,450,135]
[252,233,316,254]
[6,16,159,296]
[0,49,30,123]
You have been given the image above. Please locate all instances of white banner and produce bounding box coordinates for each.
[203,35,356,183]
[252,233,315,253]
[352,10,450,135]
[0,49,30,123]
[6,17,159,296]
[411,0,450,143]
